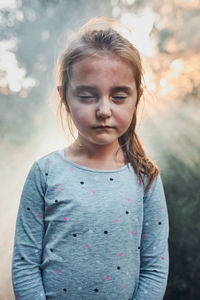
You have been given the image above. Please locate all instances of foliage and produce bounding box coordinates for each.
[162,154,200,300]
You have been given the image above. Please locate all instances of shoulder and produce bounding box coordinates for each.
[23,149,65,183]
[143,173,166,203]
[34,148,63,170]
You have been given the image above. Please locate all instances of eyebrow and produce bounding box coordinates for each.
[110,86,133,93]
[74,85,97,93]
[74,85,133,94]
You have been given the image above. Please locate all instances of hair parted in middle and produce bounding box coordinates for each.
[56,16,159,192]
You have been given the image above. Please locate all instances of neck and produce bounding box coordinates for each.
[67,137,125,168]
[74,138,121,160]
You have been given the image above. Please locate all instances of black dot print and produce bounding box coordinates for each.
[109,178,114,181]
[55,200,58,203]
[126,211,129,214]
[80,181,84,184]
[63,288,67,292]
[27,207,30,210]
[94,288,99,292]
[45,173,48,176]
[138,246,141,249]
[153,270,157,272]
[104,230,108,234]
[50,248,53,252]
[117,266,120,270]
[73,234,77,237]
[158,221,162,225]
[21,257,24,260]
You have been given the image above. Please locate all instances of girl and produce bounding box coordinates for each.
[12,17,169,300]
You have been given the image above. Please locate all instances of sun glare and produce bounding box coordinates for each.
[0,40,36,94]
[0,0,16,10]
[120,8,158,56]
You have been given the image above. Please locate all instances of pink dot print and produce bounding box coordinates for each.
[143,234,146,238]
[45,253,47,257]
[138,179,142,184]
[38,214,42,218]
[46,207,49,210]
[92,190,96,194]
[64,218,68,221]
[53,236,56,240]
[16,295,19,299]
[161,256,165,260]
[127,198,131,202]
[56,186,60,190]
[70,167,74,171]
[106,276,110,279]
[57,269,60,273]
[22,191,24,194]
[131,231,135,235]
[50,160,53,163]
[46,285,48,289]
[85,244,88,248]
[119,252,123,256]
[115,218,118,222]
[124,285,127,288]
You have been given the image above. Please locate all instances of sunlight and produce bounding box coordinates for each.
[120,8,158,56]
[0,40,36,94]
[170,59,183,76]
[0,0,16,10]
[160,78,168,87]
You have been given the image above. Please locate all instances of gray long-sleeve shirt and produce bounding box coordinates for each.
[12,148,169,300]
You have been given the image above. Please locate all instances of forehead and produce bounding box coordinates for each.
[69,53,136,86]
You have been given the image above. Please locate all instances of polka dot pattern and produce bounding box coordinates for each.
[12,152,169,299]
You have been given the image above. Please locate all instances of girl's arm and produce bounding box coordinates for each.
[12,162,46,300]
[133,174,169,300]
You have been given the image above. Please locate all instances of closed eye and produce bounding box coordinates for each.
[113,96,127,99]
[78,95,96,102]
[79,95,95,99]
[112,96,127,101]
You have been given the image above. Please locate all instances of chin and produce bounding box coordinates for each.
[91,138,119,146]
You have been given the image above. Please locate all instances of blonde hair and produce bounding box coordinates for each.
[56,17,159,192]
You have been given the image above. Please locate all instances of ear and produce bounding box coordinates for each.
[139,87,144,97]
[57,86,63,99]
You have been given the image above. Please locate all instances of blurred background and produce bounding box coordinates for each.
[1,0,200,299]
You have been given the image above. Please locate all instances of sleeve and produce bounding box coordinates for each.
[11,162,47,300]
[133,174,169,300]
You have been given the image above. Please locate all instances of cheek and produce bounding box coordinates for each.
[70,106,93,128]
[115,108,134,128]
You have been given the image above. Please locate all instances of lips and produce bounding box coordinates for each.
[93,125,115,129]
[95,126,112,128]
[93,124,115,128]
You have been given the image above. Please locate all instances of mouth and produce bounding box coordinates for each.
[93,125,114,129]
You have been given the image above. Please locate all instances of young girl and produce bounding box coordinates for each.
[12,17,169,300]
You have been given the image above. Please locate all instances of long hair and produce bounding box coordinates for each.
[56,17,159,192]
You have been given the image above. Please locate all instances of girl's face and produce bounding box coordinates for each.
[66,53,138,148]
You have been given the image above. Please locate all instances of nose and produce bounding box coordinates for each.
[96,98,111,119]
